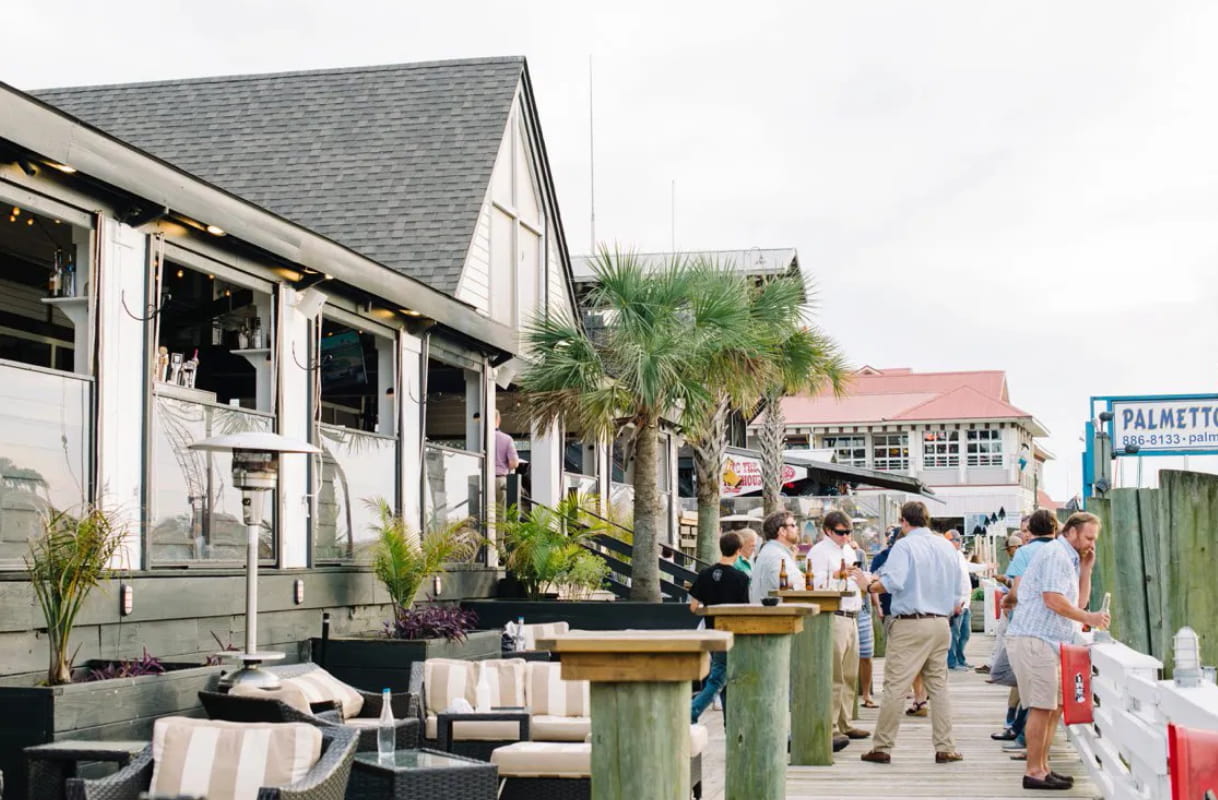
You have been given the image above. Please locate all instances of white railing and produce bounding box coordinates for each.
[1069,631,1218,800]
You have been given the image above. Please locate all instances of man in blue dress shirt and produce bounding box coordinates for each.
[858,501,964,765]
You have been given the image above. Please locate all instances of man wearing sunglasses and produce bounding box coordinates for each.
[807,510,871,741]
[748,510,806,604]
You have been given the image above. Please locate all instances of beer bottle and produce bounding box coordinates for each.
[804,557,815,590]
[778,559,790,591]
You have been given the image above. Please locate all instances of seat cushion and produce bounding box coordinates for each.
[530,715,591,742]
[478,658,528,708]
[280,667,364,719]
[491,741,591,778]
[228,682,311,714]
[520,621,570,650]
[425,714,526,741]
[149,716,322,800]
[526,662,589,717]
[423,658,479,715]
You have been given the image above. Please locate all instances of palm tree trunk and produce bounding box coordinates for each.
[692,400,729,565]
[759,389,786,517]
[630,415,662,601]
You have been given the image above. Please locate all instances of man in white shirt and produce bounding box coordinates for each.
[748,510,806,604]
[808,510,871,740]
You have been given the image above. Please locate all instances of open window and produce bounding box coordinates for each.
[312,314,398,561]
[148,256,276,564]
[0,202,93,567]
[423,355,484,536]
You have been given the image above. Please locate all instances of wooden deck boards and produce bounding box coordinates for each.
[698,634,1099,799]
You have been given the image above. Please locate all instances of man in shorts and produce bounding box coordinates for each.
[1004,512,1109,791]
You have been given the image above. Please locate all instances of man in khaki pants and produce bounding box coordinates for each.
[857,501,964,764]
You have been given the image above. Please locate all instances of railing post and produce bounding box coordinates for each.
[776,589,849,765]
[700,603,817,800]
[537,630,732,800]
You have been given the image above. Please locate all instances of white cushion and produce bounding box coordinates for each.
[280,667,363,719]
[478,658,528,708]
[520,621,570,650]
[425,714,526,741]
[423,659,479,716]
[149,716,321,800]
[491,741,591,778]
[531,715,591,742]
[526,662,590,717]
[228,682,311,714]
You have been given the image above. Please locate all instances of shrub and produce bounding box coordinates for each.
[385,605,478,642]
[368,499,478,614]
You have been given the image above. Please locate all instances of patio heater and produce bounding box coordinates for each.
[189,431,320,688]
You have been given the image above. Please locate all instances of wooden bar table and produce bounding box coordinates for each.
[536,629,731,800]
[774,589,851,766]
[698,603,817,800]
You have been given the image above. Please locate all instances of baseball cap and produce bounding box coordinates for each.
[1005,534,1022,548]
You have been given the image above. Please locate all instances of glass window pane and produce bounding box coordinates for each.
[424,445,484,534]
[315,424,399,560]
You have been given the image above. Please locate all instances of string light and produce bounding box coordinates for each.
[207,274,214,280]
[11,207,19,217]
[176,269,184,279]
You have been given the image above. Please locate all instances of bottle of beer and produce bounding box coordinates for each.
[804,557,815,590]
[48,250,62,298]
[778,559,790,591]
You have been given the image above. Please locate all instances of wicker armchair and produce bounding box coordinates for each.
[409,661,532,760]
[199,664,419,752]
[63,726,357,800]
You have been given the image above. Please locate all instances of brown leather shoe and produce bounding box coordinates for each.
[860,750,891,764]
[845,728,871,739]
[935,751,964,763]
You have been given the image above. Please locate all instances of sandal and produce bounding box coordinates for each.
[905,700,928,716]
[862,700,879,709]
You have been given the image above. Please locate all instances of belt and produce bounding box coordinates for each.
[894,613,947,620]
[833,610,858,619]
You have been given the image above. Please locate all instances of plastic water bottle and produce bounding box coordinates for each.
[475,667,492,712]
[515,615,526,651]
[377,688,394,762]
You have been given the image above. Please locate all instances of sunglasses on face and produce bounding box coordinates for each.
[831,528,852,535]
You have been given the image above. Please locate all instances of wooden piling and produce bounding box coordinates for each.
[776,589,849,765]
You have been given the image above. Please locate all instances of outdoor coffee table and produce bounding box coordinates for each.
[346,748,497,800]
[24,739,148,800]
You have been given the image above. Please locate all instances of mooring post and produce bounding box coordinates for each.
[699,603,817,800]
[537,629,732,800]
[776,589,850,765]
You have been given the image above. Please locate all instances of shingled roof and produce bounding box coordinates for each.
[34,57,526,295]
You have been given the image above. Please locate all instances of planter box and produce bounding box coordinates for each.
[461,599,700,633]
[0,663,224,799]
[311,629,502,694]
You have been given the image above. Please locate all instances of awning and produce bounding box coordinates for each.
[780,449,939,500]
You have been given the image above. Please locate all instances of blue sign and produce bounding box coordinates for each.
[1104,394,1218,457]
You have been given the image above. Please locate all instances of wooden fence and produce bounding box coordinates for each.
[1069,631,1218,800]
[1089,470,1218,676]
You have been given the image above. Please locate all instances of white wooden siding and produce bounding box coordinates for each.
[455,196,492,313]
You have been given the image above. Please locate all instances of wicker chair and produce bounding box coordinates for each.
[408,661,532,761]
[62,726,357,800]
[199,664,419,753]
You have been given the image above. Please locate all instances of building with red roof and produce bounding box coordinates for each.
[752,366,1054,527]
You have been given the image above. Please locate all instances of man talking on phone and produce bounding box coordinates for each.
[1004,512,1109,791]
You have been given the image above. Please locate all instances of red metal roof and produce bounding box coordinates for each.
[780,367,1034,425]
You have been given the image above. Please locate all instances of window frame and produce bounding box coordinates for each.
[872,432,910,472]
[966,428,1004,467]
[922,430,960,469]
[823,433,868,468]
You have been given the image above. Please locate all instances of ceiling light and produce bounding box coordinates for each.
[399,308,422,317]
[46,161,77,174]
[11,207,19,216]
[176,269,184,279]
[205,224,225,236]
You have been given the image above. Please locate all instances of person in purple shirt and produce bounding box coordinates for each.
[494,410,519,508]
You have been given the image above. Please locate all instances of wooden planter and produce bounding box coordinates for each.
[310,629,502,693]
[0,662,223,799]
[461,599,700,632]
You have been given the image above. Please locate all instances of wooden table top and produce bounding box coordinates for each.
[696,603,819,617]
[535,629,732,653]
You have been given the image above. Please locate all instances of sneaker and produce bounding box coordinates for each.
[832,735,850,752]
[975,664,991,674]
[1002,738,1027,751]
[860,750,891,764]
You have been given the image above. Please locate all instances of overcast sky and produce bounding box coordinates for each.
[6,1,1216,499]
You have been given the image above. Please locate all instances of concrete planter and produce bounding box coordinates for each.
[311,629,502,693]
[0,662,223,799]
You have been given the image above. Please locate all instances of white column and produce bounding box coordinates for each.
[376,336,396,437]
[481,361,498,567]
[399,332,423,528]
[95,219,147,570]
[465,369,483,452]
[277,286,314,568]
[530,421,563,509]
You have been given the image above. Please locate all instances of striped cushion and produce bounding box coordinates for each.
[149,717,322,800]
[527,662,590,717]
[281,667,364,719]
[229,682,311,713]
[520,621,570,650]
[423,658,479,715]
[491,741,591,778]
[478,659,528,708]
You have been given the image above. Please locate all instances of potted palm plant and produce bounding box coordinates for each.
[0,507,223,800]
[495,500,610,600]
[312,499,501,692]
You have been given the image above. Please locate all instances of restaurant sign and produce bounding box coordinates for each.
[722,453,806,497]
[1107,394,1218,456]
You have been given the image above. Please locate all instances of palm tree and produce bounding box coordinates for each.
[518,248,754,601]
[758,324,849,515]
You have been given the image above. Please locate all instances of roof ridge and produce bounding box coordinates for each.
[895,384,1031,420]
[34,56,526,94]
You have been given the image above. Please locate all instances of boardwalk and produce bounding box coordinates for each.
[699,634,1099,799]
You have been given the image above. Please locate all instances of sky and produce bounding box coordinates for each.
[5,0,1217,499]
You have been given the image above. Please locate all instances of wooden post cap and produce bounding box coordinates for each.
[536,630,732,683]
[697,603,818,635]
[773,589,852,613]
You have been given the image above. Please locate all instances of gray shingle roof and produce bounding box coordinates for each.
[34,57,525,295]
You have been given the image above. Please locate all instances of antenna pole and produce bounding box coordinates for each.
[589,55,596,253]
